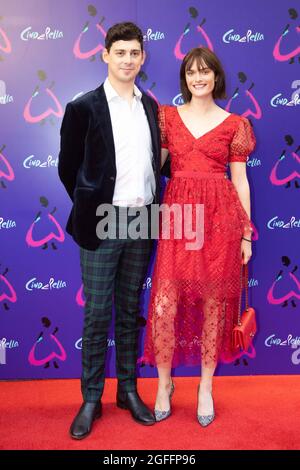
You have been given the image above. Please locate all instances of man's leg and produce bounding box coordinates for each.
[114,237,152,391]
[114,234,155,425]
[70,239,123,439]
[80,239,122,402]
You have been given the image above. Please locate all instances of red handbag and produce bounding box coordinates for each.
[232,264,257,351]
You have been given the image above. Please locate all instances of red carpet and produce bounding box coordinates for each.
[0,376,299,450]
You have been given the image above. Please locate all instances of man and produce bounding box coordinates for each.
[58,22,161,439]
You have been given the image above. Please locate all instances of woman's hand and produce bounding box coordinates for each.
[241,238,252,265]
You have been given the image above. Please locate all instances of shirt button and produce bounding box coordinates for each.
[110,176,115,181]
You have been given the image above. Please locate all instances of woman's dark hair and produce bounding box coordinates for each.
[180,47,226,102]
[105,22,144,52]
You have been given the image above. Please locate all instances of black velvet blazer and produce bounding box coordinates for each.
[58,83,164,250]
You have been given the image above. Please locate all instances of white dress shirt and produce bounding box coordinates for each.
[103,77,155,207]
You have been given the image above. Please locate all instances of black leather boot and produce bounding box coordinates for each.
[116,390,155,426]
[69,401,102,439]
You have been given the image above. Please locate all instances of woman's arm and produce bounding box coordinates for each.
[229,161,252,264]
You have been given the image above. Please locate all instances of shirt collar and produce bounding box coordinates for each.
[104,77,142,102]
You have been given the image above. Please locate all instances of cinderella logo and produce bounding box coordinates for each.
[225,72,262,120]
[174,6,213,60]
[265,333,300,348]
[172,93,185,106]
[73,4,107,61]
[266,334,300,366]
[23,70,63,125]
[20,26,63,41]
[23,154,58,169]
[270,135,300,189]
[267,256,300,308]
[222,29,264,44]
[75,337,115,350]
[273,8,300,64]
[0,18,12,60]
[0,265,17,311]
[25,196,65,250]
[0,145,15,189]
[271,80,300,107]
[28,317,66,368]
[267,216,300,230]
[0,80,13,105]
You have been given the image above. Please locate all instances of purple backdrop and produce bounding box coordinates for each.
[0,0,299,380]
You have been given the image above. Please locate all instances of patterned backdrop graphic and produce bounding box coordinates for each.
[0,0,299,379]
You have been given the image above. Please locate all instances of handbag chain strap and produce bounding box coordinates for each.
[237,264,249,326]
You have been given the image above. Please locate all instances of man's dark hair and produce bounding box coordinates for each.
[105,22,144,52]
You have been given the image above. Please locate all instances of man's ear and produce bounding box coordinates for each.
[141,50,146,66]
[102,48,109,64]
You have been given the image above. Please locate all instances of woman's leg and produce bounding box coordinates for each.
[152,281,177,411]
[155,366,173,411]
[198,363,216,416]
[198,297,224,415]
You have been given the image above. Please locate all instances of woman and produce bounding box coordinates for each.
[142,47,256,426]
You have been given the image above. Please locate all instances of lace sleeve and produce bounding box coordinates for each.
[158,105,168,149]
[229,117,256,162]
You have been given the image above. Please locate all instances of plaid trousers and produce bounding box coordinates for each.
[79,208,152,402]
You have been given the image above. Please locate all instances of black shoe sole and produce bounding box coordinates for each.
[116,401,155,426]
[69,412,102,440]
[70,430,91,440]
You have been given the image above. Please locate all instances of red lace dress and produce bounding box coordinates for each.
[142,105,256,368]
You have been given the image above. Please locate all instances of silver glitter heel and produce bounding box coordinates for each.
[197,410,215,427]
[154,381,175,422]
[197,386,215,427]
